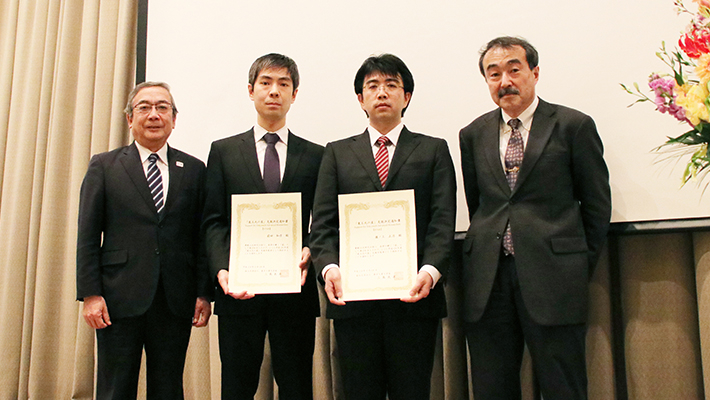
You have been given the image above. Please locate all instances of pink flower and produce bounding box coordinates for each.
[648,75,690,123]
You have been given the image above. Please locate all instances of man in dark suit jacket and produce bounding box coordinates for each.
[202,54,323,400]
[310,54,456,400]
[459,36,612,400]
[76,81,212,400]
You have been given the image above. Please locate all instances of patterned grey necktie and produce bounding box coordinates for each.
[503,118,523,255]
[147,153,164,215]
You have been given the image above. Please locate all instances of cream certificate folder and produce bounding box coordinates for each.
[229,193,302,294]
[338,189,417,301]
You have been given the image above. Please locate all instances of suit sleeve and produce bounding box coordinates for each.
[420,139,457,278]
[309,143,340,282]
[202,143,231,280]
[76,154,105,300]
[459,127,479,221]
[195,163,213,299]
[571,116,611,270]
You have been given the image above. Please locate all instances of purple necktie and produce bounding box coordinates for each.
[263,133,281,193]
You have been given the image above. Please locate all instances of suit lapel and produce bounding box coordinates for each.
[120,143,158,216]
[388,127,420,187]
[238,129,268,192]
[347,131,382,189]
[515,99,555,192]
[280,131,302,192]
[163,146,184,219]
[481,112,511,195]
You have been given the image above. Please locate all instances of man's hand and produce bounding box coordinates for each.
[82,295,111,329]
[192,297,211,327]
[299,247,311,286]
[400,271,433,303]
[324,268,346,306]
[217,269,255,300]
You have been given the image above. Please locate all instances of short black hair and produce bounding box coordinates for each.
[478,36,539,76]
[248,53,299,92]
[354,54,414,116]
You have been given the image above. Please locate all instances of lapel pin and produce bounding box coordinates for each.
[176,161,184,168]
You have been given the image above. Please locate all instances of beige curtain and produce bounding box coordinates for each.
[0,0,135,398]
[0,0,708,398]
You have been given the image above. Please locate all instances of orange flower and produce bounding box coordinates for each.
[696,54,710,83]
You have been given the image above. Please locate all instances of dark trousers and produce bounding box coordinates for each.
[465,254,588,400]
[333,305,439,400]
[218,296,316,400]
[96,282,192,400]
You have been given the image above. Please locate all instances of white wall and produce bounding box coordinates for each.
[146,0,707,230]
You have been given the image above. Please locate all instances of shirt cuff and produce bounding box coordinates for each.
[420,265,441,288]
[322,263,339,279]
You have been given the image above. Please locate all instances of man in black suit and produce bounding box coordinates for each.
[459,36,612,400]
[202,53,323,400]
[310,54,456,400]
[76,81,212,399]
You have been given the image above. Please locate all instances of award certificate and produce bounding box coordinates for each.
[338,189,417,301]
[229,193,302,294]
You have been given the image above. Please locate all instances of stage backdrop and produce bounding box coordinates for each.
[145,0,706,230]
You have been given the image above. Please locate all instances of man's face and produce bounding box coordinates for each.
[126,86,176,151]
[482,45,539,118]
[249,67,298,125]
[357,73,411,127]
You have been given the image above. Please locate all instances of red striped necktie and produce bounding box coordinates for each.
[375,135,391,187]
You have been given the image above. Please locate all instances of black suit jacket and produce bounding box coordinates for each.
[76,142,211,319]
[459,99,611,325]
[310,127,457,320]
[202,129,323,316]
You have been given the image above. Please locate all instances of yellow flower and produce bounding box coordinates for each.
[697,54,710,84]
[676,82,710,125]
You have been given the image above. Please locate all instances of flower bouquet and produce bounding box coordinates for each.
[622,0,710,187]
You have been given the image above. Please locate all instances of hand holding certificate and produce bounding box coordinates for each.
[228,193,302,294]
[338,189,418,301]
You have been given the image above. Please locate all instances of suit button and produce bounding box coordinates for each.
[496,233,502,240]
[155,249,160,255]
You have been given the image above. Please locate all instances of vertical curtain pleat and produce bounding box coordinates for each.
[0,0,135,398]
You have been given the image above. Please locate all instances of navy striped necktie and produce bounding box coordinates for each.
[147,153,165,215]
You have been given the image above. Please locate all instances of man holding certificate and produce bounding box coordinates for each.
[202,53,323,399]
[310,54,456,400]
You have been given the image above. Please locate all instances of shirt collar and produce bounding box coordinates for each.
[501,96,539,131]
[135,141,168,165]
[367,122,404,147]
[254,124,289,145]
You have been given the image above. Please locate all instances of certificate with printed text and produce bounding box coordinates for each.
[229,193,302,294]
[338,189,417,301]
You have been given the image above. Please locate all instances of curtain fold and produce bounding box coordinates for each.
[0,0,135,398]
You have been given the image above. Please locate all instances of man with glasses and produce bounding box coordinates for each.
[77,81,212,399]
[310,54,456,400]
[202,53,323,399]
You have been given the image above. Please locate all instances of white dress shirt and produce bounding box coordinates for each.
[135,141,169,200]
[253,124,288,180]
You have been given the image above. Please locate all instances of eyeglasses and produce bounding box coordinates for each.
[133,102,173,115]
[363,82,403,94]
